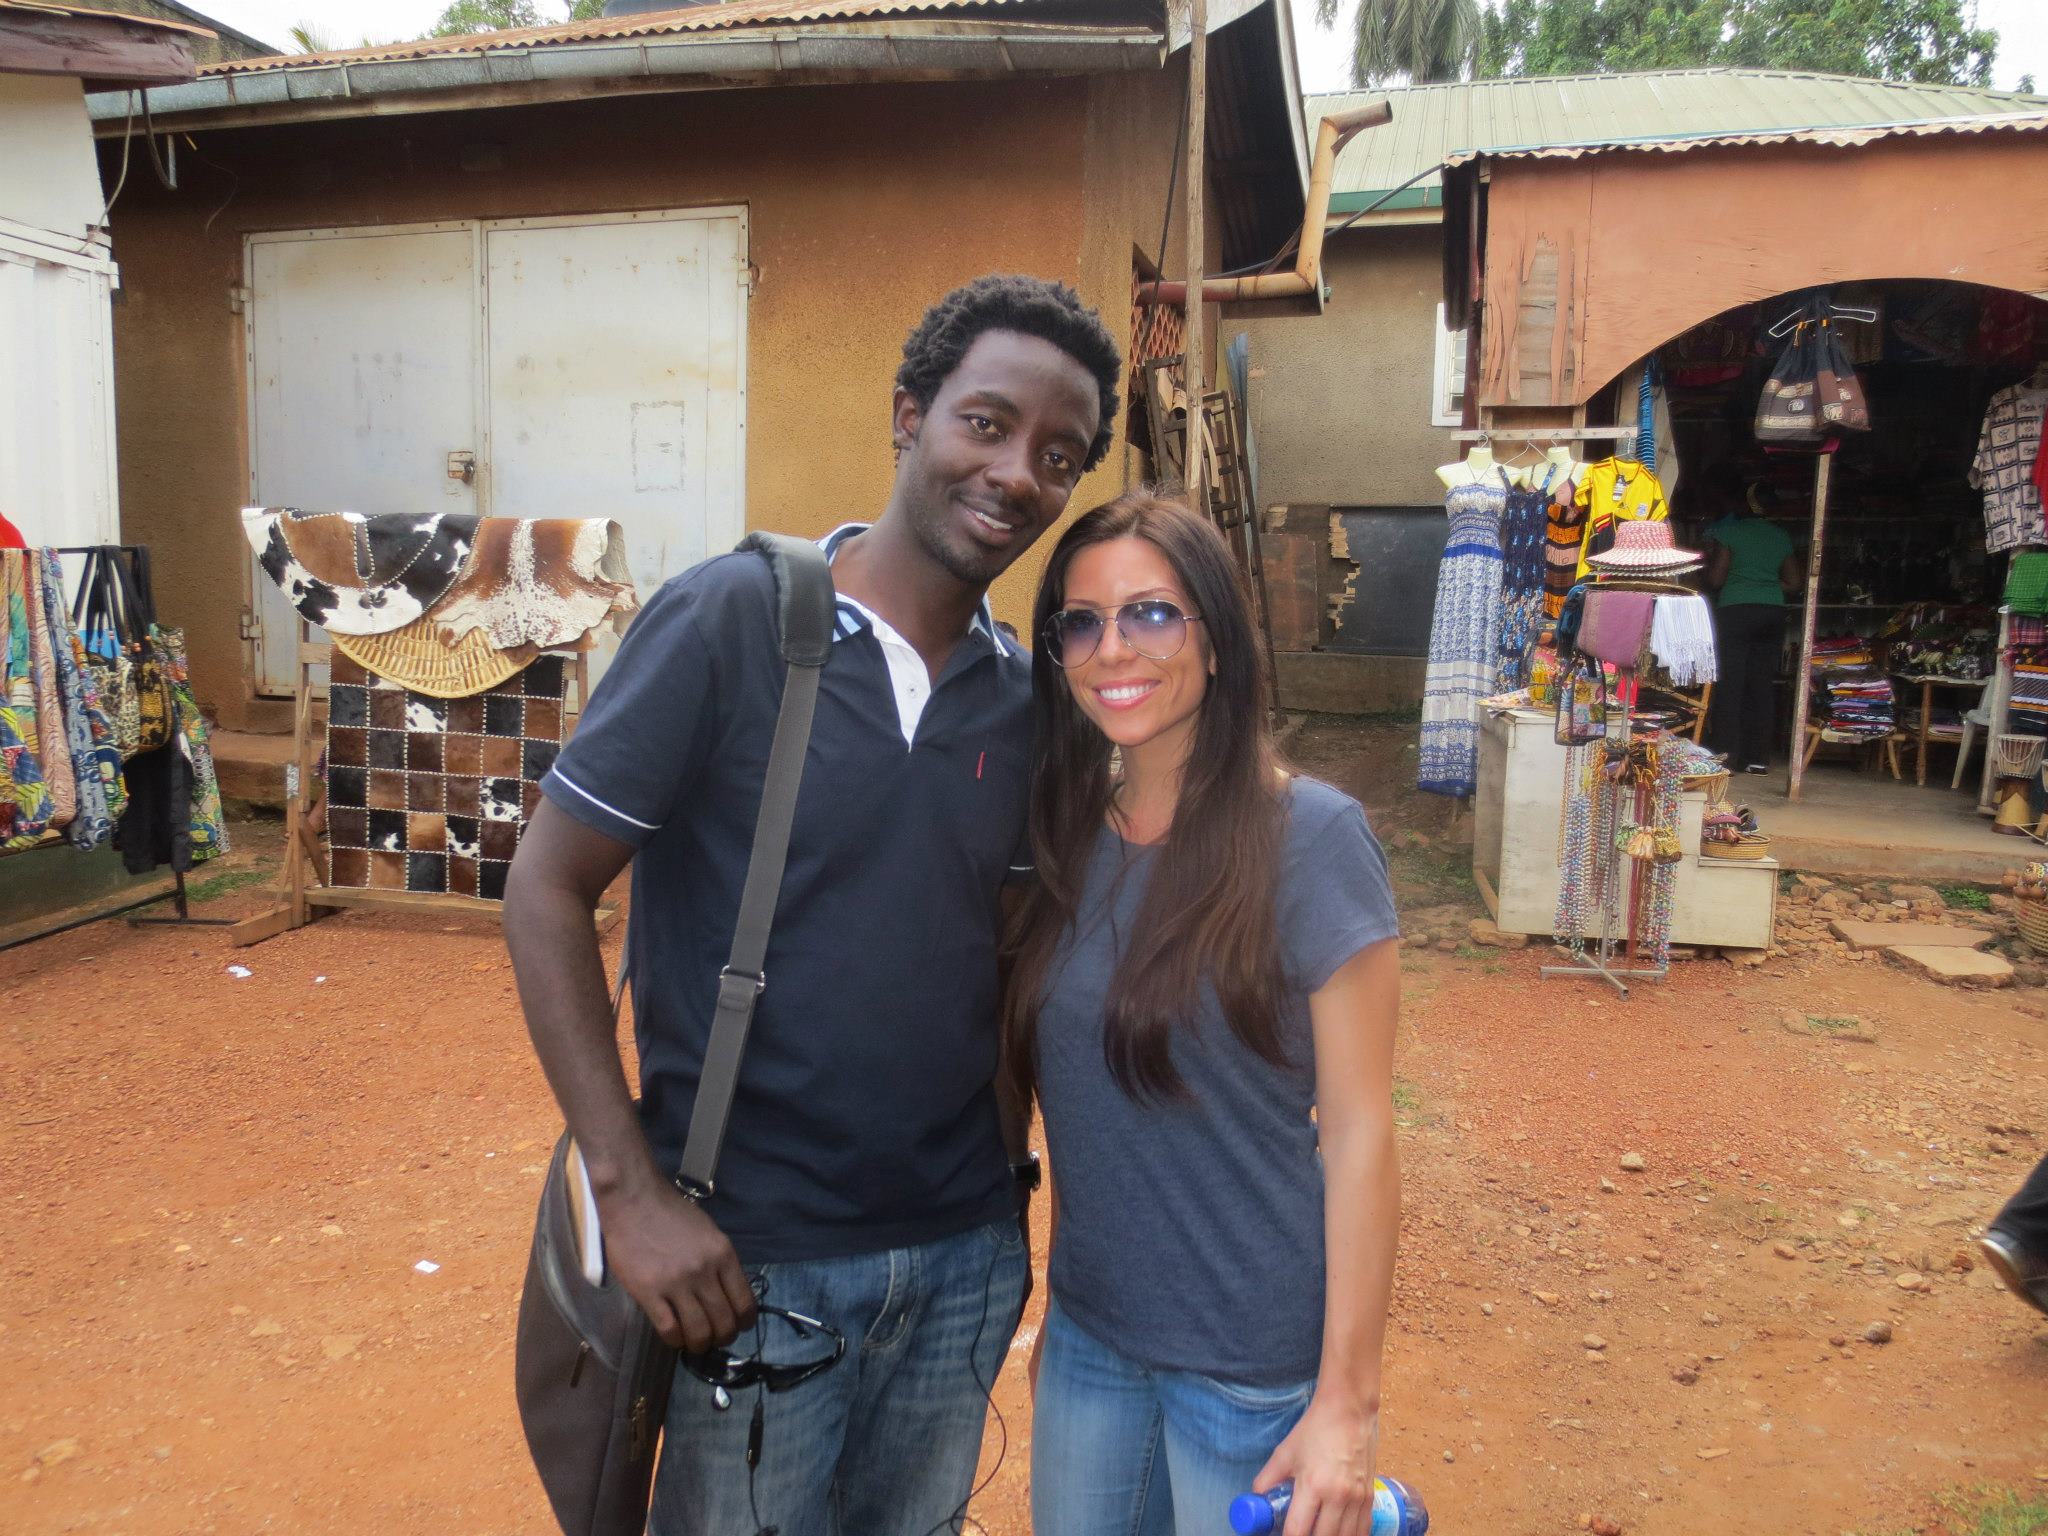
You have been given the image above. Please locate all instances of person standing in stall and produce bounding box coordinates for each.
[1703,466,1803,774]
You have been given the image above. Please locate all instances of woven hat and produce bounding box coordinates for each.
[332,616,537,698]
[1586,520,1700,571]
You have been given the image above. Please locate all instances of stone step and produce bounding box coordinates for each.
[1887,944,2013,987]
[1831,919,1992,951]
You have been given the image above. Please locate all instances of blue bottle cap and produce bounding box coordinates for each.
[1228,1493,1277,1535]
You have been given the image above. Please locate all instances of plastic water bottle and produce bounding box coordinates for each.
[1227,1475,1428,1536]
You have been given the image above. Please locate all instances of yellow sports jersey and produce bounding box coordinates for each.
[1573,458,1669,578]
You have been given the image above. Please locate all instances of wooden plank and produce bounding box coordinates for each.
[1260,525,1321,651]
[1181,0,1208,520]
[0,13,195,86]
[228,904,300,948]
[1786,452,1832,803]
[1472,865,1500,920]
[298,642,334,664]
[306,886,507,917]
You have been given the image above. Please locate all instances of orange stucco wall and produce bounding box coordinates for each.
[1476,133,2048,409]
[105,69,1191,729]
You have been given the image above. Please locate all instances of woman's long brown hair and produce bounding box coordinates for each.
[1001,490,1288,1105]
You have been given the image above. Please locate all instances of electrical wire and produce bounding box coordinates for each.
[917,1238,1010,1536]
[139,91,177,191]
[75,96,136,254]
[1150,67,1192,278]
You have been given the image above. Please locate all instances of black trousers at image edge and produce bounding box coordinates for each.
[1994,1152,2048,1254]
[1709,604,1786,768]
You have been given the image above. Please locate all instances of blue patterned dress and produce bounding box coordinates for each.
[1419,471,1509,798]
[1497,465,1556,686]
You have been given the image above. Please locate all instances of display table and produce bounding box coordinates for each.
[1473,708,1778,951]
[1891,672,1984,786]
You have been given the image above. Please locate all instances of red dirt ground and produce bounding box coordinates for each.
[5,721,2047,1534]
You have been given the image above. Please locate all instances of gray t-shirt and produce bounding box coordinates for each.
[1038,777,1400,1385]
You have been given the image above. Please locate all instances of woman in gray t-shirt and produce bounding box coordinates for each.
[1004,491,1402,1533]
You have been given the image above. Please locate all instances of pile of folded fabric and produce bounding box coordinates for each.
[1810,636,1895,743]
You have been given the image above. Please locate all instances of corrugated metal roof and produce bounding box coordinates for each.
[0,0,213,36]
[1317,68,2048,209]
[198,0,1126,74]
[1440,107,2048,166]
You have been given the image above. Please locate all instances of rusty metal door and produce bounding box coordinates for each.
[246,224,483,694]
[480,208,748,690]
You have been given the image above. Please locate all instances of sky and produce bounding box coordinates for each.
[193,0,2048,93]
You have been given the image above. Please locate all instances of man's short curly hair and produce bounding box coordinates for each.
[896,275,1123,472]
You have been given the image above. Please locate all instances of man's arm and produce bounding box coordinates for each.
[505,800,756,1353]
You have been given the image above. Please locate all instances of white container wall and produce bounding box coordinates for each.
[0,73,121,551]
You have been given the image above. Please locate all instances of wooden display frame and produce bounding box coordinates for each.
[229,623,618,946]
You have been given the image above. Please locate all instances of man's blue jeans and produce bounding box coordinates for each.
[650,1218,1027,1536]
[1030,1298,1317,1535]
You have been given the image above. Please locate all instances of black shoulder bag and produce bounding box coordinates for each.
[514,532,835,1536]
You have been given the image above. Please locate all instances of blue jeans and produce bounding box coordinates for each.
[1031,1298,1317,1535]
[650,1218,1028,1536]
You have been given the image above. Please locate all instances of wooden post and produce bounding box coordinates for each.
[1182,0,1208,518]
[1786,451,1833,803]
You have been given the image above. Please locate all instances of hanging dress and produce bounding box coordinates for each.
[1543,474,1587,620]
[1497,465,1554,685]
[1419,469,1509,798]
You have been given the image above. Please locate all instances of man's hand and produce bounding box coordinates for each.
[599,1179,758,1354]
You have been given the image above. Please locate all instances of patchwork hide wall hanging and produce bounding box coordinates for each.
[323,651,564,900]
[231,507,636,946]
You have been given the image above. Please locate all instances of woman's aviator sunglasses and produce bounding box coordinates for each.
[1044,599,1203,669]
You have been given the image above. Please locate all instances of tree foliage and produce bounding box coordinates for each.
[431,0,548,35]
[1476,0,1999,86]
[1318,0,1483,85]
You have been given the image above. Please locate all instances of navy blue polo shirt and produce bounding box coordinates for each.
[540,529,1031,1263]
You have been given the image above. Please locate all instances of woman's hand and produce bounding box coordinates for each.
[1250,1390,1379,1536]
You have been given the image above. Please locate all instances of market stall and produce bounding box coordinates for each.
[1430,110,2048,908]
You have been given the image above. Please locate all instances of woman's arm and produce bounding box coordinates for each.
[1704,542,1731,592]
[1779,548,1805,600]
[1251,937,1402,1535]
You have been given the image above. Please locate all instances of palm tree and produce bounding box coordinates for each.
[1316,0,1481,85]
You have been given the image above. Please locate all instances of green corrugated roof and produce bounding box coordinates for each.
[1320,68,2048,213]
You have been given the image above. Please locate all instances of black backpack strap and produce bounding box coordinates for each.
[674,531,836,1199]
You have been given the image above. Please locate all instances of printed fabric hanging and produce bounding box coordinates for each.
[35,550,112,849]
[0,550,56,848]
[1419,472,1509,798]
[1497,469,1554,687]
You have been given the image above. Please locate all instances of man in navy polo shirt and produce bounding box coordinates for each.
[505,275,1120,1534]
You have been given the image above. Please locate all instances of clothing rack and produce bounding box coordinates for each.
[1540,670,1669,996]
[1450,428,1626,443]
[0,544,233,951]
[1541,571,1706,995]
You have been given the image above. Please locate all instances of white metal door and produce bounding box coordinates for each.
[246,210,746,696]
[246,226,481,692]
[0,233,119,550]
[482,209,748,685]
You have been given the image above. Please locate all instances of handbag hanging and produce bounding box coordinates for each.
[514,532,835,1536]
[1814,317,1871,433]
[1756,301,1824,444]
[71,550,142,760]
[108,550,173,754]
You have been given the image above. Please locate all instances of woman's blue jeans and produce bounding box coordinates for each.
[1031,1297,1316,1535]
